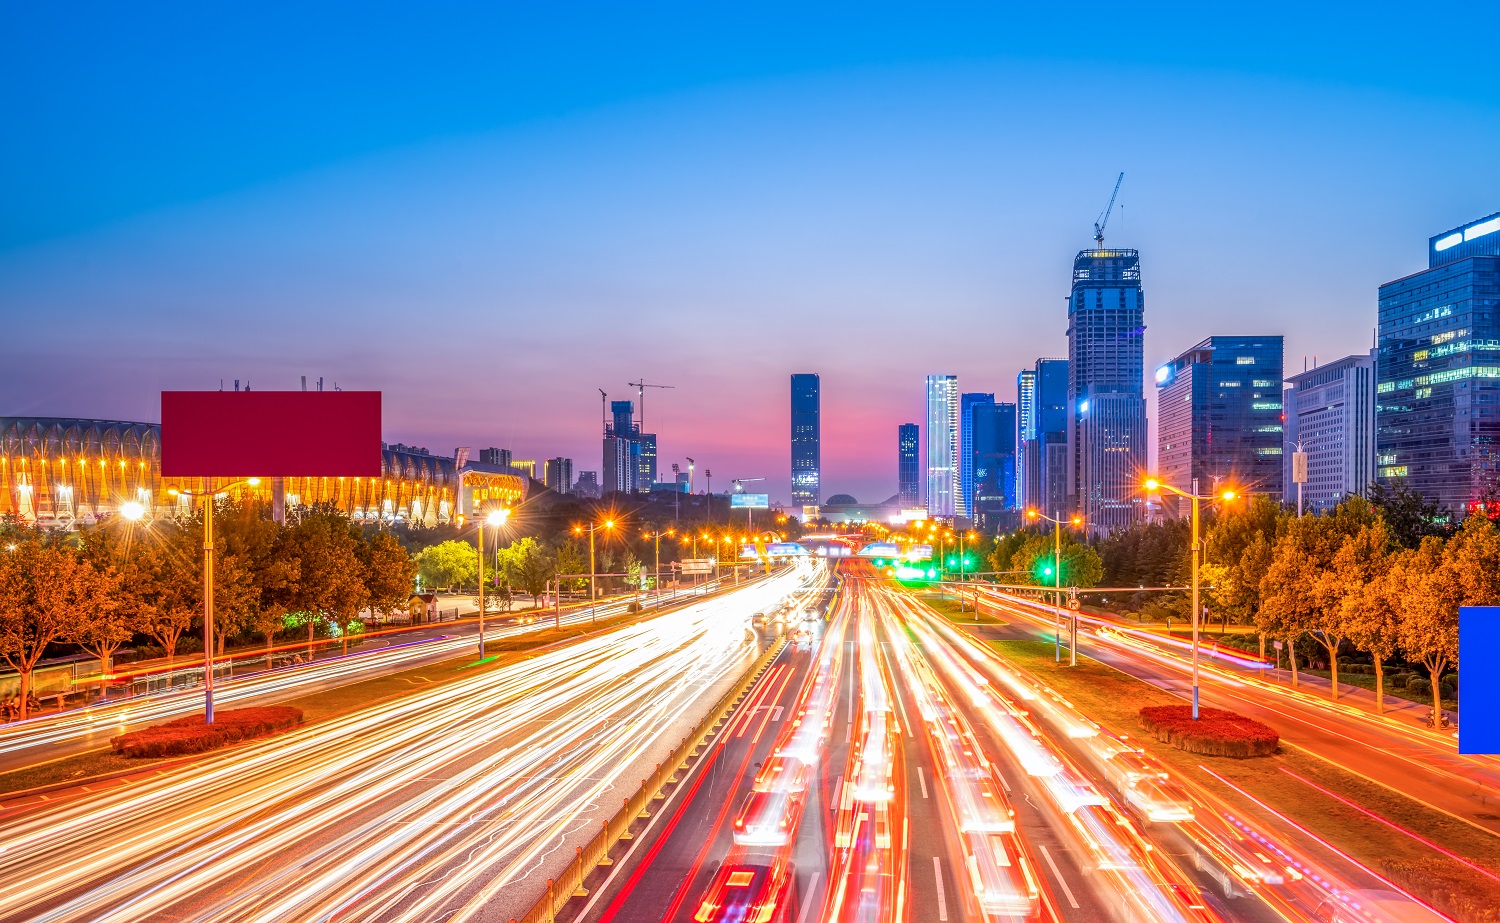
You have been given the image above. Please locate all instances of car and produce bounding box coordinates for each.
[732,786,807,847]
[694,859,795,923]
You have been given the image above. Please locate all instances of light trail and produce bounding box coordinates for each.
[0,579,732,770]
[0,565,817,923]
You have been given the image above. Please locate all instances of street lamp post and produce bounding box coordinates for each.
[1026,509,1082,665]
[474,507,510,659]
[574,519,615,622]
[168,477,261,725]
[1144,477,1237,720]
[645,528,673,599]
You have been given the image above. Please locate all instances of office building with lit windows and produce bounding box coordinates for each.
[897,423,920,507]
[960,392,995,519]
[1067,249,1148,533]
[602,399,656,495]
[1155,336,1285,516]
[1022,358,1069,516]
[790,373,821,506]
[1016,370,1035,504]
[926,375,961,519]
[972,401,1018,526]
[544,457,574,494]
[1377,211,1500,514]
[1284,353,1377,513]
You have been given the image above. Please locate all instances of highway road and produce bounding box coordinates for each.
[0,579,734,774]
[584,564,1451,923]
[964,586,1500,838]
[0,565,816,923]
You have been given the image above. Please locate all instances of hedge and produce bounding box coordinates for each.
[1138,705,1278,758]
[111,706,304,758]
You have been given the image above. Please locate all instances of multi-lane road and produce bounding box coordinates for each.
[0,559,1469,922]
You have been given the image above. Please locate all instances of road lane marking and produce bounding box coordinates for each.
[795,871,822,923]
[917,766,929,799]
[995,769,1011,794]
[933,856,948,920]
[1037,845,1080,909]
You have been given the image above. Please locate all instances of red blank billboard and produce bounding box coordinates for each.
[161,391,383,478]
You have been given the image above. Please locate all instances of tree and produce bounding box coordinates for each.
[1342,545,1402,714]
[1260,498,1379,698]
[498,537,554,607]
[74,522,144,674]
[554,539,588,593]
[1396,515,1500,719]
[279,511,369,653]
[362,532,416,618]
[1204,494,1280,632]
[415,540,478,591]
[142,522,205,663]
[1007,530,1102,590]
[0,530,116,719]
[1366,482,1449,548]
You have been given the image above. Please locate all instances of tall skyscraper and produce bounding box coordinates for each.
[1067,249,1147,533]
[960,392,995,519]
[478,447,512,468]
[1284,352,1377,513]
[1016,370,1035,505]
[926,375,961,519]
[898,423,920,507]
[1022,358,1070,515]
[602,399,656,495]
[544,457,574,494]
[790,373,821,506]
[1155,336,1285,515]
[1377,212,1500,515]
[972,401,1018,526]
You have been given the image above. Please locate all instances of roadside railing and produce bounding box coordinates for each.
[511,632,789,923]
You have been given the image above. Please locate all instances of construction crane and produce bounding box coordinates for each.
[598,389,608,434]
[1093,171,1125,249]
[629,380,675,430]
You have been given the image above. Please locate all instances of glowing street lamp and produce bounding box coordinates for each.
[1026,507,1084,664]
[167,477,261,724]
[475,506,511,658]
[118,500,146,521]
[573,518,616,621]
[1143,477,1239,719]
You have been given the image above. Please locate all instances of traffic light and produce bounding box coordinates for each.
[1034,555,1059,582]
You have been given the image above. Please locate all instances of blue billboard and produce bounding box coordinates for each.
[1460,607,1498,754]
[730,493,770,509]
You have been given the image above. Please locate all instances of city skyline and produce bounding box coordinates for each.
[3,9,1500,504]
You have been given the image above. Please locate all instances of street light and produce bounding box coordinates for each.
[643,527,674,599]
[573,518,616,621]
[1027,508,1083,665]
[1143,477,1238,719]
[168,477,261,724]
[475,506,511,659]
[119,500,146,521]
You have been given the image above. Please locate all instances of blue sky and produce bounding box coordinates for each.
[3,3,1498,503]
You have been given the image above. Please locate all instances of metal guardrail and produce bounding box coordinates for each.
[510,632,789,923]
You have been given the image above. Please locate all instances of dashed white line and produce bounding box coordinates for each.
[933,856,948,920]
[795,871,822,923]
[1038,844,1080,909]
[917,766,929,799]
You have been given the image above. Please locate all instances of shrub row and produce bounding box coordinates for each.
[111,706,304,758]
[1138,705,1279,758]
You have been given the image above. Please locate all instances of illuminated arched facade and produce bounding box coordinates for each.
[0,417,525,529]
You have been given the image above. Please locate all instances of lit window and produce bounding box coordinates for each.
[1236,356,1256,365]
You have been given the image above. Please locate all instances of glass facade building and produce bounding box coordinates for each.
[1377,212,1500,515]
[926,375,960,519]
[790,373,821,506]
[1022,358,1069,515]
[602,399,656,495]
[898,423,920,507]
[1283,352,1377,514]
[1155,336,1285,515]
[1015,370,1035,505]
[960,392,995,519]
[972,401,1018,526]
[1067,250,1147,533]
